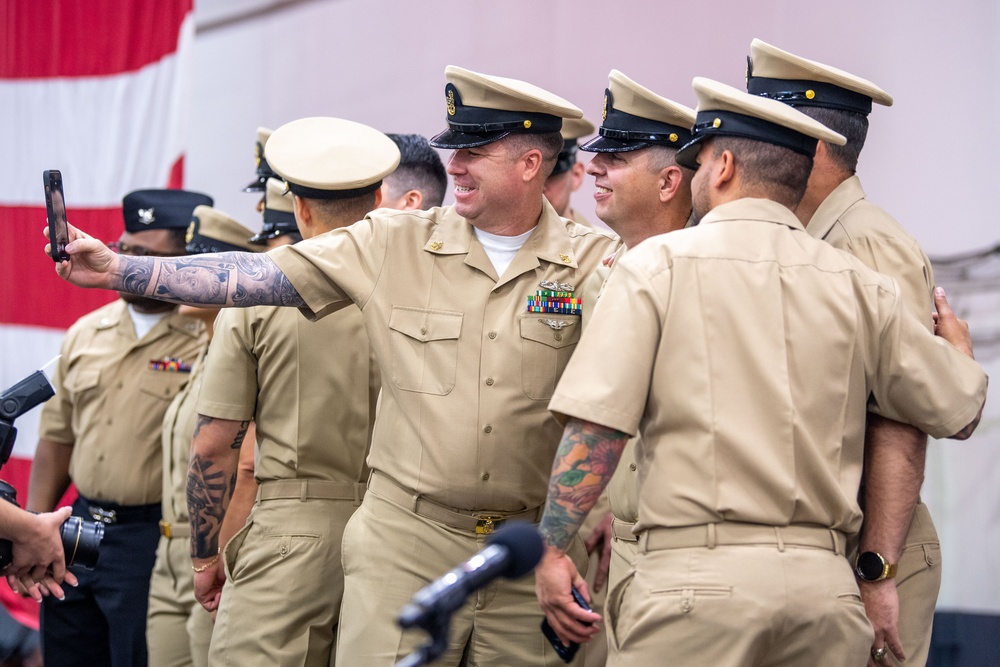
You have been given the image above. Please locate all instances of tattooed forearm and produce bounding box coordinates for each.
[187,453,231,558]
[114,252,305,308]
[539,418,629,551]
[230,420,250,449]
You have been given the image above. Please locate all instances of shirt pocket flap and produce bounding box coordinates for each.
[66,368,100,393]
[519,315,581,350]
[388,307,463,343]
[139,372,186,401]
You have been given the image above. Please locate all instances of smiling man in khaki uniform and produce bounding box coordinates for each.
[577,71,697,603]
[30,189,210,667]
[186,118,398,666]
[146,207,261,667]
[747,39,940,666]
[534,78,987,667]
[44,66,616,666]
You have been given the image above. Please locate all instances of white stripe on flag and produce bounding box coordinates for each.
[0,324,68,458]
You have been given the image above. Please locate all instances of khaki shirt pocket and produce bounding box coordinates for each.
[519,313,581,400]
[65,368,100,401]
[388,306,463,395]
[138,371,187,402]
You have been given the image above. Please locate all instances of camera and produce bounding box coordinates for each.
[0,370,104,569]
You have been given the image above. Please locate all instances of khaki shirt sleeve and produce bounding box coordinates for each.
[196,308,259,421]
[549,260,664,436]
[841,234,935,327]
[268,215,387,321]
[37,334,76,445]
[869,285,987,438]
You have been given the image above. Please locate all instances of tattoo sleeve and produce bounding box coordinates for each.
[539,418,629,551]
[114,252,305,308]
[187,416,247,558]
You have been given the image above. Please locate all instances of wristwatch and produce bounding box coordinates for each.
[855,551,898,582]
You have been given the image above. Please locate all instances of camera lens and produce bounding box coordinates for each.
[60,516,105,569]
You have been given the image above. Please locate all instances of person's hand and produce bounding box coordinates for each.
[193,559,225,614]
[583,512,613,594]
[859,579,905,666]
[932,287,973,358]
[8,506,71,583]
[5,569,77,602]
[535,548,602,646]
[44,222,121,289]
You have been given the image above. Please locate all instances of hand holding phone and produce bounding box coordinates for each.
[541,585,593,663]
[43,170,70,262]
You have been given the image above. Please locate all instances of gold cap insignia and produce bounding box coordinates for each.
[712,118,722,129]
[669,133,679,143]
[446,89,457,116]
[430,241,443,251]
[523,120,532,129]
[185,221,196,244]
[281,180,292,195]
[805,89,816,100]
[602,95,608,121]
[559,253,571,264]
[254,142,262,168]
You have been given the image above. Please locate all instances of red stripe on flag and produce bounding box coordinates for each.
[167,154,185,190]
[1,206,119,329]
[0,0,193,79]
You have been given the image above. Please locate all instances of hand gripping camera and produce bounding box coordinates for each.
[0,370,104,569]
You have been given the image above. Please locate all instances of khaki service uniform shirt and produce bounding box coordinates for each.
[39,300,207,505]
[550,198,987,536]
[196,304,377,485]
[809,175,935,329]
[160,349,206,526]
[269,201,616,512]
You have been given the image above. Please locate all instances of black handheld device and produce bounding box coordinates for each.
[540,585,593,663]
[43,169,70,262]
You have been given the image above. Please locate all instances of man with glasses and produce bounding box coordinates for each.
[29,189,211,667]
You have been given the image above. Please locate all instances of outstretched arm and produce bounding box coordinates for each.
[537,418,628,646]
[48,223,304,308]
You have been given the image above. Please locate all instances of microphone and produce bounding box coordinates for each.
[397,521,543,630]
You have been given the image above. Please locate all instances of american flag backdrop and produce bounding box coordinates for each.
[0,0,195,627]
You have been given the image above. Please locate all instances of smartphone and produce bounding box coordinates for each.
[43,169,70,262]
[540,585,593,663]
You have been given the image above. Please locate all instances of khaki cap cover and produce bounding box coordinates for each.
[265,117,400,192]
[608,69,696,129]
[445,65,583,120]
[749,39,893,107]
[561,117,596,141]
[187,205,262,253]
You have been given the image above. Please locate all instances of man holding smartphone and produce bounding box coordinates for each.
[30,189,210,667]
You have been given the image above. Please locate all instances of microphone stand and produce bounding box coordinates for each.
[393,606,450,667]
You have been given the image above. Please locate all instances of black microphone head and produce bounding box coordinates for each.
[487,522,543,579]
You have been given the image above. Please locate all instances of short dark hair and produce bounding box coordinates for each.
[384,134,448,208]
[502,131,565,178]
[708,137,813,209]
[309,190,379,225]
[165,228,188,254]
[794,106,868,174]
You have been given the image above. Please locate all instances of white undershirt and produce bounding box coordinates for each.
[128,304,170,339]
[473,227,535,277]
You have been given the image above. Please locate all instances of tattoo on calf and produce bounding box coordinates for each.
[187,453,230,558]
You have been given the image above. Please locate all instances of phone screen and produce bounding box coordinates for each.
[44,170,70,262]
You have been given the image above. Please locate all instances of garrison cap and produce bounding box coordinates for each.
[551,117,596,177]
[242,127,277,193]
[249,177,299,245]
[265,117,400,201]
[675,77,846,171]
[582,70,696,154]
[747,39,893,115]
[429,66,583,149]
[185,206,261,254]
[122,189,213,233]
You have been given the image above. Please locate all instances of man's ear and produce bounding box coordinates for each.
[400,189,423,211]
[569,161,586,191]
[658,165,685,204]
[714,149,736,188]
[293,195,312,230]
[520,148,545,182]
[373,187,383,209]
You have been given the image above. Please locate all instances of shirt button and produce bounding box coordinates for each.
[483,425,493,433]
[488,331,497,339]
[554,333,563,341]
[485,378,494,386]
[629,463,637,471]
[482,473,490,481]
[420,327,427,335]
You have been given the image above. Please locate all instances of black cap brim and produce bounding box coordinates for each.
[674,137,705,171]
[429,128,512,150]
[242,178,267,193]
[579,135,650,154]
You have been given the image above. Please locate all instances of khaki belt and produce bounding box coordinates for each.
[368,471,542,535]
[159,520,190,539]
[611,517,638,542]
[639,523,846,555]
[256,479,366,505]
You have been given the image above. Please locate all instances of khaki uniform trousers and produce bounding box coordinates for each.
[580,493,610,667]
[337,479,587,666]
[210,493,360,667]
[607,519,638,602]
[606,525,873,667]
[147,528,213,667]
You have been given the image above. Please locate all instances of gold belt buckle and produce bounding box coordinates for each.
[159,520,172,539]
[476,515,504,535]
